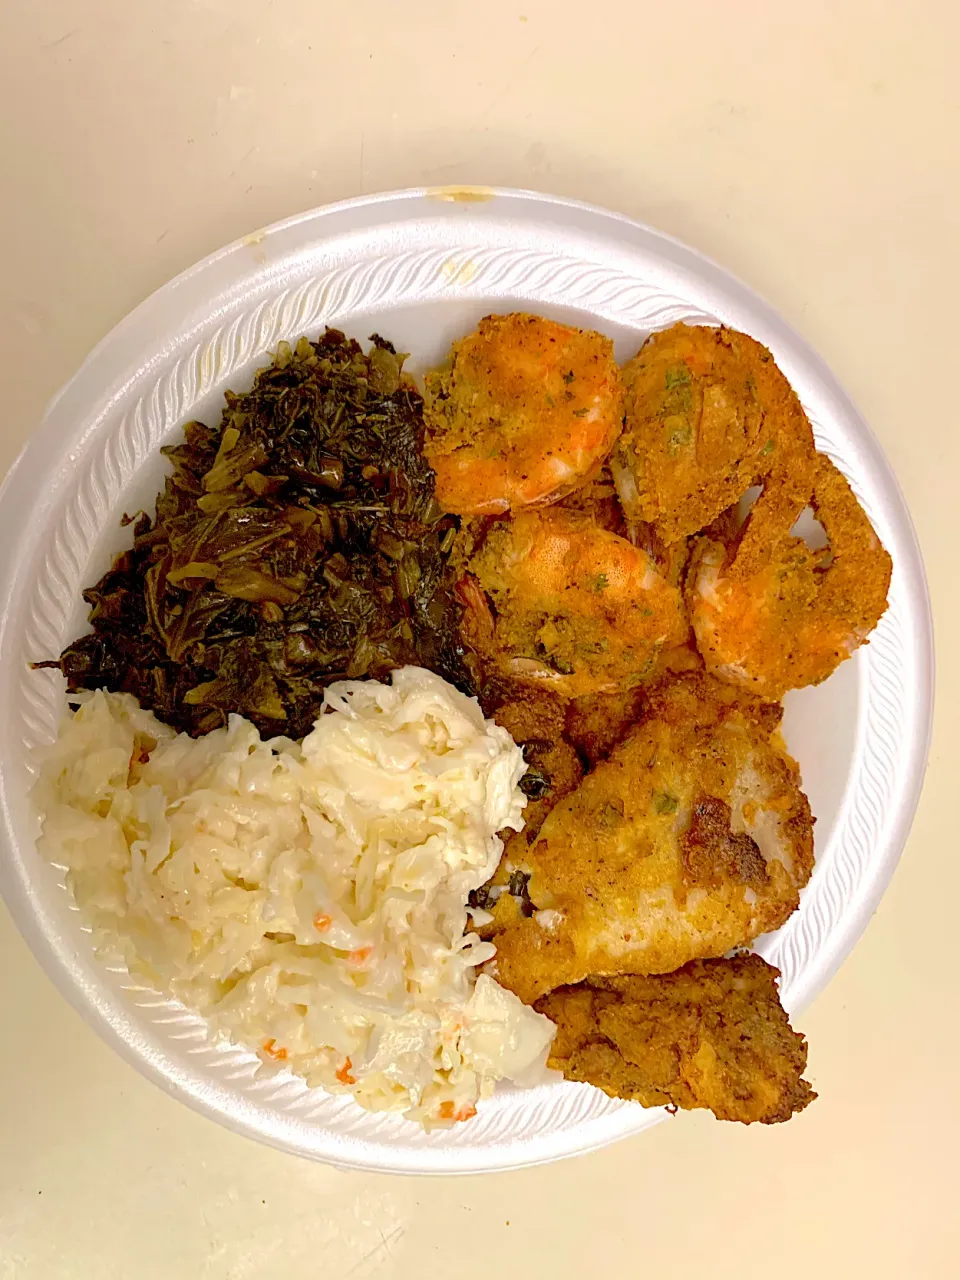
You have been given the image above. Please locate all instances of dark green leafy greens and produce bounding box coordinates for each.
[37,330,471,738]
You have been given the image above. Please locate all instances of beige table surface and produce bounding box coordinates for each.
[1,3,956,1277]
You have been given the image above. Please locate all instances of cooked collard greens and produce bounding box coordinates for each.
[37,330,471,738]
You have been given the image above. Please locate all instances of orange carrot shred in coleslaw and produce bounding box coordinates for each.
[336,1057,356,1085]
[438,1100,478,1122]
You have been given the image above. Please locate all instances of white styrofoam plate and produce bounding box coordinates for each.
[0,188,933,1173]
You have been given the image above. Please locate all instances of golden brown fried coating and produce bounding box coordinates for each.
[424,313,623,515]
[687,453,893,698]
[622,517,692,588]
[492,687,584,840]
[611,324,815,545]
[560,645,757,768]
[554,466,627,534]
[480,884,526,937]
[460,509,689,699]
[564,687,649,766]
[472,685,585,943]
[680,670,784,735]
[487,674,814,1005]
[536,955,815,1124]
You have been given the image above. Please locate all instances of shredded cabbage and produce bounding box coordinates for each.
[35,668,556,1125]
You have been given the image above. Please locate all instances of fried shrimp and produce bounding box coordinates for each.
[611,323,815,544]
[536,956,815,1124]
[424,313,623,515]
[687,453,893,698]
[487,674,814,1005]
[459,508,689,698]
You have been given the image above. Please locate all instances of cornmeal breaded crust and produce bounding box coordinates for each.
[537,954,815,1124]
[488,674,814,1005]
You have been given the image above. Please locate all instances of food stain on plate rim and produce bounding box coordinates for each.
[427,186,496,203]
[440,257,479,286]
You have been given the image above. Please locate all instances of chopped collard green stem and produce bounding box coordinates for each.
[36,330,472,738]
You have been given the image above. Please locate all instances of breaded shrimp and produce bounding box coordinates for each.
[459,508,689,699]
[687,453,893,698]
[611,323,815,544]
[424,313,623,515]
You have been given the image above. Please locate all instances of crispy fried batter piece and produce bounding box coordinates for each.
[487,674,813,1005]
[493,687,584,840]
[611,323,815,544]
[536,955,815,1124]
[563,654,722,772]
[688,453,893,698]
[564,686,649,766]
[424,313,623,515]
[554,465,627,535]
[472,686,584,940]
[560,654,726,769]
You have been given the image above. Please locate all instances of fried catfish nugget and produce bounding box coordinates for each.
[688,454,893,698]
[536,955,815,1124]
[611,323,815,544]
[424,313,623,515]
[488,675,813,1004]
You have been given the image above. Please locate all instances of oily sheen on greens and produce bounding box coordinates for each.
[40,330,469,739]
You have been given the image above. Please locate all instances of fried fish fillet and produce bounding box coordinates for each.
[536,955,815,1123]
[488,674,814,1004]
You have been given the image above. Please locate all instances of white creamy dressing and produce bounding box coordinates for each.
[35,668,556,1126]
